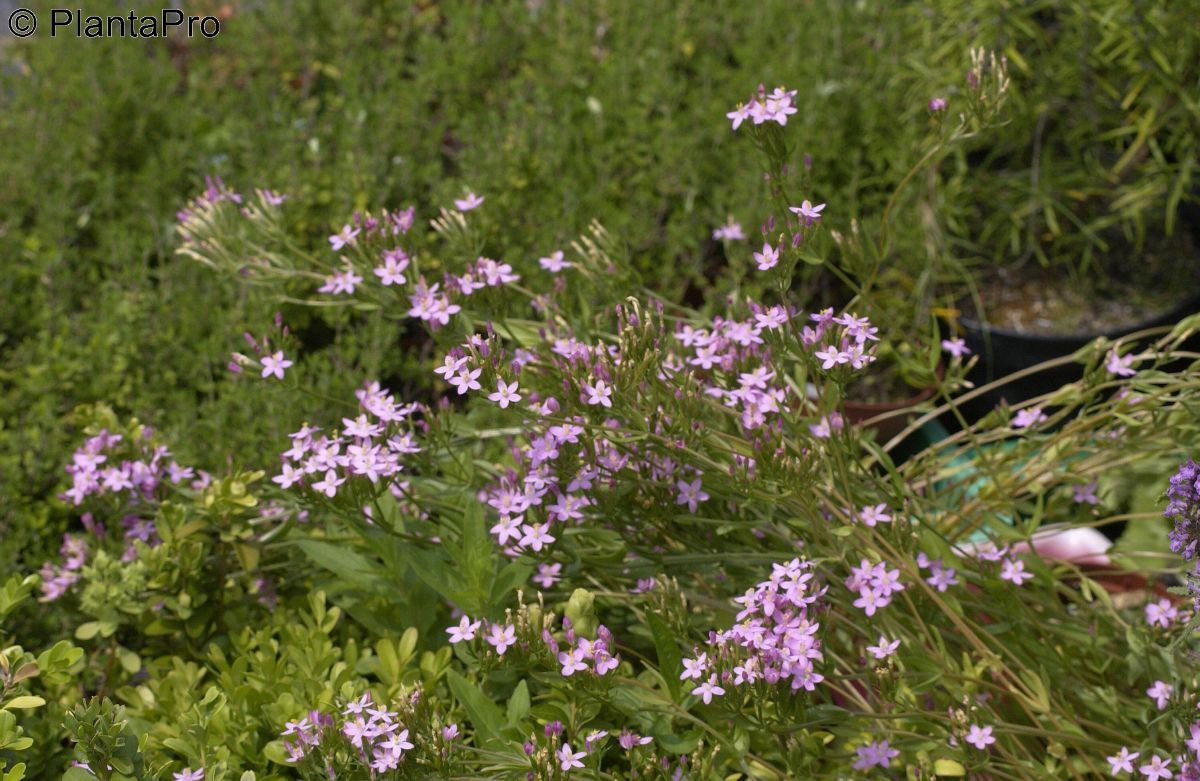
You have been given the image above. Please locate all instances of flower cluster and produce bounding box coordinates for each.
[42,427,204,601]
[1165,459,1200,608]
[726,85,798,130]
[845,557,906,617]
[61,428,195,507]
[175,174,243,223]
[547,620,621,678]
[273,382,423,497]
[680,558,828,702]
[807,308,879,372]
[448,612,622,680]
[281,692,445,775]
[38,534,89,602]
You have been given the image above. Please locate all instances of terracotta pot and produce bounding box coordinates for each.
[843,383,939,442]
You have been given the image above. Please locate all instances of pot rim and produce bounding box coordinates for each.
[957,290,1200,344]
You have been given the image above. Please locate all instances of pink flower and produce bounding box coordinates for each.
[448,368,482,395]
[342,717,371,747]
[557,743,586,772]
[1012,407,1048,428]
[1147,680,1173,710]
[446,615,481,644]
[680,653,709,681]
[753,242,780,271]
[1106,348,1137,377]
[675,478,709,513]
[1146,598,1179,629]
[328,224,360,251]
[857,503,892,527]
[260,351,293,380]
[488,380,522,409]
[788,200,825,227]
[319,268,363,295]
[618,730,653,750]
[1107,747,1139,775]
[518,522,555,552]
[814,346,848,370]
[712,219,745,241]
[311,470,345,498]
[584,380,613,408]
[690,675,725,704]
[485,623,517,656]
[454,192,484,212]
[999,557,1033,586]
[533,562,562,589]
[374,249,409,286]
[853,586,886,616]
[593,649,619,675]
[1139,755,1173,781]
[559,648,588,676]
[853,740,900,770]
[539,250,571,272]
[173,769,204,781]
[726,103,751,130]
[866,635,901,660]
[272,464,303,489]
[941,337,970,358]
[929,97,948,111]
[1073,479,1099,505]
[964,724,995,750]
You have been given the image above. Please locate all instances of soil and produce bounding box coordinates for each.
[844,356,935,404]
[969,225,1198,336]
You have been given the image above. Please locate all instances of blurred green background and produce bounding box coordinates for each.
[2,0,1194,568]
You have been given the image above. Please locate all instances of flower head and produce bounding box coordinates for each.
[539,250,571,272]
[557,743,586,772]
[853,740,900,770]
[488,380,522,409]
[1107,747,1139,775]
[691,675,726,704]
[965,724,996,750]
[789,200,825,227]
[454,192,484,211]
[1106,348,1137,377]
[1147,680,1173,710]
[866,635,901,660]
[1012,407,1048,429]
[1139,755,1173,781]
[260,351,293,380]
[753,242,780,271]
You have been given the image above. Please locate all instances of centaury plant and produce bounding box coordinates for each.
[87,74,1200,781]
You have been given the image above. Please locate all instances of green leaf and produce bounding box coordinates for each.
[934,759,966,776]
[564,588,597,637]
[446,669,504,744]
[294,539,381,590]
[117,648,141,675]
[407,547,472,612]
[506,680,530,726]
[2,696,44,710]
[262,740,291,766]
[646,612,682,699]
[458,503,493,590]
[3,762,27,781]
[490,561,531,607]
[74,621,102,641]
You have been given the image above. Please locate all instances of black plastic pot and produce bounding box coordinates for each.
[956,290,1200,421]
[955,200,1200,423]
